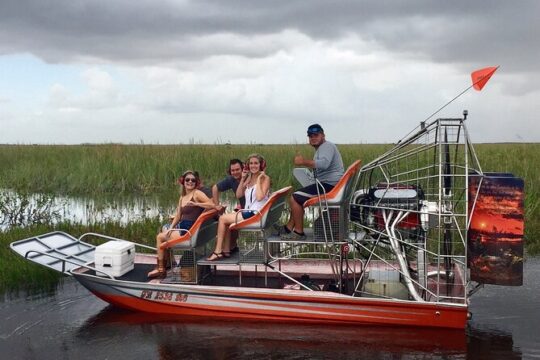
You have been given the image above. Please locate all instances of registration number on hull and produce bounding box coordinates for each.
[140,290,188,303]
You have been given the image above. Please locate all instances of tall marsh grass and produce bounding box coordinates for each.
[0,144,391,194]
[1,143,538,253]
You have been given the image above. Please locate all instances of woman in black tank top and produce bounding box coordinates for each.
[148,170,221,279]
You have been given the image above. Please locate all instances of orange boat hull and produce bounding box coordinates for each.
[74,272,468,329]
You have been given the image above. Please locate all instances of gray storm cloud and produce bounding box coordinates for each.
[0,0,538,144]
[1,0,538,72]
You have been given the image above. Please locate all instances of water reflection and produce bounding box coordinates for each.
[80,306,468,359]
[0,190,243,229]
[467,326,522,359]
[78,306,527,359]
[0,276,531,360]
[0,190,161,229]
[57,193,170,224]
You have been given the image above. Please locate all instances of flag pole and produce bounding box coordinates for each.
[421,66,499,124]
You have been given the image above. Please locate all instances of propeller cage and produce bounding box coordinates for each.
[349,116,482,303]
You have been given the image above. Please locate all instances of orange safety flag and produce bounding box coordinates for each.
[471,66,499,91]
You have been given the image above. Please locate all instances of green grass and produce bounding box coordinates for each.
[0,144,391,194]
[1,143,538,253]
[0,224,63,294]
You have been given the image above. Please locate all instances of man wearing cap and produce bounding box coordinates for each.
[280,124,344,240]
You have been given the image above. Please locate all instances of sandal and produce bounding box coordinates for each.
[222,251,231,258]
[147,268,167,279]
[206,251,224,261]
[148,259,166,279]
[230,246,239,254]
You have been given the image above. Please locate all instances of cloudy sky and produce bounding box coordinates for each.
[1,0,538,144]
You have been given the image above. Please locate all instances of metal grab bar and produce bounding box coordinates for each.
[234,208,263,230]
[78,232,156,251]
[24,249,115,280]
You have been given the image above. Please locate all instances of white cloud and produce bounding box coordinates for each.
[82,67,115,92]
[47,67,122,113]
[48,83,70,107]
[0,1,538,144]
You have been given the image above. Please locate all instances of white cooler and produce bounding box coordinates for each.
[94,240,135,277]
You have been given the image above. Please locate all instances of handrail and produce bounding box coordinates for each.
[23,250,115,280]
[233,208,263,230]
[79,232,156,251]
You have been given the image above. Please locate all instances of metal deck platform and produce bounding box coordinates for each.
[10,231,96,274]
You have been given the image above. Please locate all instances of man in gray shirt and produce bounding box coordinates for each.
[281,123,344,240]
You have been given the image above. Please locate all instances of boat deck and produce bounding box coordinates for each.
[76,253,465,302]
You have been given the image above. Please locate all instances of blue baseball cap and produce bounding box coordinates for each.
[307,123,324,135]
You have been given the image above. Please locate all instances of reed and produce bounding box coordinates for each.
[0,224,65,294]
[0,144,390,194]
[0,143,538,253]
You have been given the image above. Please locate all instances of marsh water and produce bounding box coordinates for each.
[2,191,539,359]
[1,258,538,359]
[0,190,175,230]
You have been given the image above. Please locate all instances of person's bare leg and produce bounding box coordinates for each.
[208,213,235,260]
[290,199,305,233]
[148,232,168,278]
[223,230,231,253]
[208,220,226,259]
[156,232,168,261]
[225,212,243,251]
[216,219,227,253]
[285,197,296,231]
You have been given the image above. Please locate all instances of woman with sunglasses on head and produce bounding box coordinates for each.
[206,154,271,261]
[148,170,220,278]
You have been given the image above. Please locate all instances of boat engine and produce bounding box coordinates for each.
[350,183,425,239]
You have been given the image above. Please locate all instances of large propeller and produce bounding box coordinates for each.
[443,128,452,197]
[443,128,454,282]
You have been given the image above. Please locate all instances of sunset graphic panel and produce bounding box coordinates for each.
[468,173,524,286]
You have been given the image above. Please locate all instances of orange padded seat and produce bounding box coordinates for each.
[302,160,362,207]
[229,186,292,231]
[160,209,218,251]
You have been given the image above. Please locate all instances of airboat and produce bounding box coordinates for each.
[11,112,524,329]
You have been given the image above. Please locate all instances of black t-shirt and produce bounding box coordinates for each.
[198,185,213,198]
[216,175,246,208]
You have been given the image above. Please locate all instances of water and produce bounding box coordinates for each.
[1,258,538,359]
[0,190,173,230]
[0,190,242,230]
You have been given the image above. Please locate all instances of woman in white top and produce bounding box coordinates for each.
[207,154,270,261]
